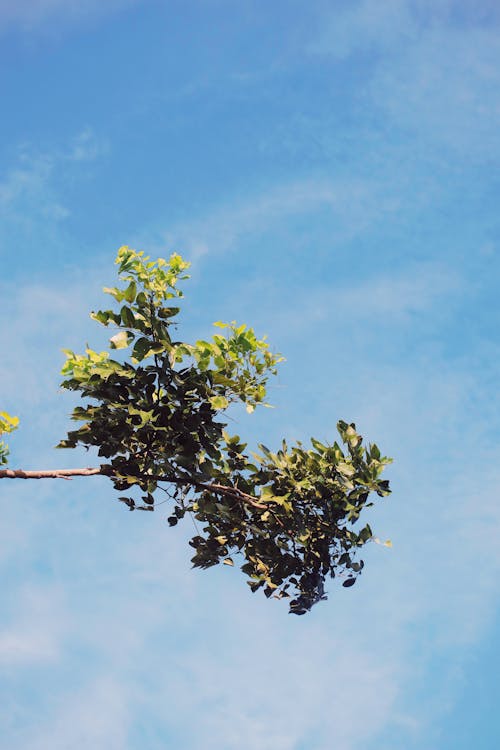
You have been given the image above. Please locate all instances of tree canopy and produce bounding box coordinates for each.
[0,247,392,614]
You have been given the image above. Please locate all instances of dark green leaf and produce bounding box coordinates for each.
[121,306,135,327]
[132,337,151,361]
[123,281,137,303]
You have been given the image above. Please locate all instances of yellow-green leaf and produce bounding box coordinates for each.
[209,395,229,410]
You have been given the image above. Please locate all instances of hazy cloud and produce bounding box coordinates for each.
[309,0,418,59]
[371,26,500,159]
[22,677,131,750]
[0,586,66,665]
[0,0,140,34]
[308,0,500,161]
[0,131,108,266]
[289,261,463,327]
[2,246,499,749]
[159,176,408,259]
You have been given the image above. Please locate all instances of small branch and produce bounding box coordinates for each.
[193,480,267,509]
[0,467,102,479]
[130,473,268,510]
[0,466,268,510]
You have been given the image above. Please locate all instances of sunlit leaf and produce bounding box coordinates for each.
[209,395,229,410]
[109,331,132,349]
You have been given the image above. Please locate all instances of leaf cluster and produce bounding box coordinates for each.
[0,411,19,466]
[57,246,392,614]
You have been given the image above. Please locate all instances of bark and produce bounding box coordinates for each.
[0,467,102,479]
[0,466,267,509]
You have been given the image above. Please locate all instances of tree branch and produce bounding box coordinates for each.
[0,466,268,509]
[0,467,102,479]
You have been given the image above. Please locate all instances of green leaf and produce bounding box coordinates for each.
[209,395,229,410]
[357,525,373,544]
[311,437,327,453]
[90,310,111,326]
[132,337,152,361]
[158,307,180,319]
[123,281,137,303]
[121,306,135,327]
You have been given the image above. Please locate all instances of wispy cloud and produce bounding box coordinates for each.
[0,152,69,225]
[157,175,412,261]
[0,130,108,272]
[149,624,402,750]
[0,585,66,665]
[22,676,131,750]
[281,261,463,328]
[0,276,105,404]
[308,0,500,162]
[0,153,493,748]
[66,128,109,163]
[371,26,500,160]
[0,131,105,219]
[1,16,500,740]
[166,178,350,258]
[2,244,499,749]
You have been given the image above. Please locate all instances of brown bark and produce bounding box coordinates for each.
[0,467,102,479]
[0,466,267,509]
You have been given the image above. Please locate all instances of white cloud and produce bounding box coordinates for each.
[166,179,343,257]
[158,176,407,260]
[67,128,108,163]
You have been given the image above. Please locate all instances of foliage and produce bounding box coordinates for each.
[21,246,391,614]
[0,411,19,466]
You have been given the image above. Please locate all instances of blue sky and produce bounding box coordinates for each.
[1,0,500,747]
